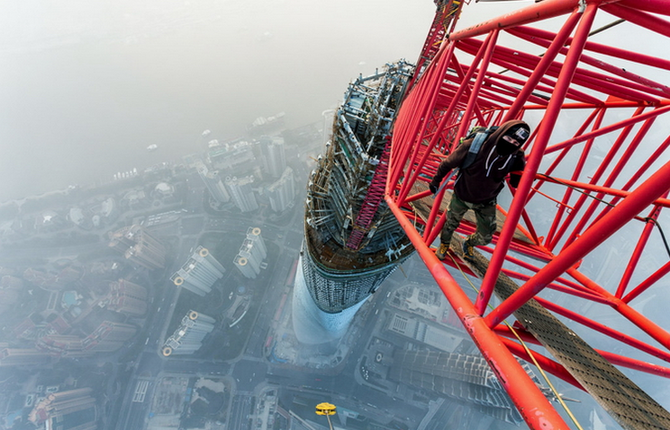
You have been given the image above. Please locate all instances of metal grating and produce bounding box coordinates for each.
[451,234,670,430]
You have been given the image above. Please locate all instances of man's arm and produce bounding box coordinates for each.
[429,143,469,193]
[508,152,526,188]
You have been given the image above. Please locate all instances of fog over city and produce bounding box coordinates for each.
[1,1,669,430]
[0,0,434,202]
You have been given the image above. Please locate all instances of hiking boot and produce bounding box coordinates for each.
[462,239,475,261]
[435,243,449,260]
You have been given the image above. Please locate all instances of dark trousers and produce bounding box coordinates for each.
[440,193,496,247]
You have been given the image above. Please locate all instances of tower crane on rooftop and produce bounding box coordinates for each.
[386,0,670,428]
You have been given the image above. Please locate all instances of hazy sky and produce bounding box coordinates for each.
[1,0,664,203]
[0,0,438,202]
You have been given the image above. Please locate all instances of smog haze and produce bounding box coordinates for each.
[0,0,433,202]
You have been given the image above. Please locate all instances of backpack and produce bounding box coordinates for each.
[432,126,498,197]
[461,126,498,170]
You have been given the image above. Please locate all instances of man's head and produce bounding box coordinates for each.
[504,124,530,146]
[497,123,530,155]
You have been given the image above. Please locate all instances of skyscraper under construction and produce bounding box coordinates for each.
[293,62,416,344]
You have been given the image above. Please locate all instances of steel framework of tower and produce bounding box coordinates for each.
[299,62,416,319]
[385,0,670,429]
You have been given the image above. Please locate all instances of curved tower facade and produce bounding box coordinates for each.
[293,61,416,344]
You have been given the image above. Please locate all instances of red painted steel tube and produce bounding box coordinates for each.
[448,0,579,42]
[484,157,670,330]
[567,268,670,351]
[603,3,670,38]
[517,206,541,246]
[410,0,461,90]
[498,337,584,389]
[450,60,489,126]
[389,53,438,189]
[582,115,656,223]
[457,37,605,106]
[389,89,423,187]
[620,0,670,16]
[472,245,612,301]
[615,208,659,298]
[536,175,670,210]
[623,260,670,304]
[615,136,670,204]
[505,13,580,120]
[386,195,571,429]
[535,297,670,364]
[504,271,614,305]
[416,43,493,240]
[494,324,542,346]
[542,110,603,246]
[400,85,463,212]
[507,27,670,97]
[478,75,549,107]
[549,106,645,251]
[501,324,670,378]
[450,30,500,143]
[477,34,663,103]
[404,189,434,204]
[545,105,670,156]
[392,42,455,202]
[477,3,600,316]
[596,350,670,378]
[494,253,591,293]
[497,326,670,379]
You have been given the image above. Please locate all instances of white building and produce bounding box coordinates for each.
[267,167,295,212]
[197,164,230,204]
[171,247,225,296]
[234,227,267,279]
[225,176,258,213]
[162,311,215,356]
[261,135,287,179]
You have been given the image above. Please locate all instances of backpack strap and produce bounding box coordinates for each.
[461,126,498,170]
[432,126,498,198]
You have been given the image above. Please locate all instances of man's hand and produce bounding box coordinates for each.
[429,182,438,194]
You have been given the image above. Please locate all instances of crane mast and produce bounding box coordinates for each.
[387,0,670,428]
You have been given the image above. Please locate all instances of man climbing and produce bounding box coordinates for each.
[429,120,530,261]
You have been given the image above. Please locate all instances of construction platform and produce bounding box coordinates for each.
[412,185,670,429]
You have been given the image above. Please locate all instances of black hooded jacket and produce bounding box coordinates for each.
[431,120,528,204]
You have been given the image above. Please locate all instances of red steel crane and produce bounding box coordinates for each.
[386,0,670,428]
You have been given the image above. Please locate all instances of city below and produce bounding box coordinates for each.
[0,116,592,430]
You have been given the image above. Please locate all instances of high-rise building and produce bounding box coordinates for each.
[389,350,534,425]
[109,225,167,270]
[261,135,287,179]
[36,321,136,357]
[83,321,137,353]
[105,279,148,316]
[267,167,295,213]
[225,176,259,212]
[233,255,256,279]
[293,62,415,344]
[197,164,231,204]
[125,242,165,270]
[207,140,255,171]
[245,227,267,260]
[28,387,97,430]
[171,247,225,296]
[234,228,267,279]
[0,348,51,366]
[162,310,215,356]
[36,335,86,357]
